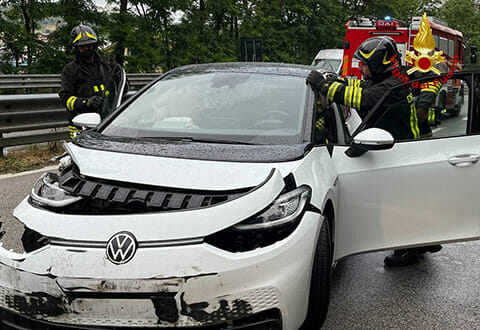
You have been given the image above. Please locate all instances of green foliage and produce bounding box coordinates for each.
[1,0,477,73]
[439,0,480,48]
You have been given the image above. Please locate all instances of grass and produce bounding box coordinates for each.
[0,143,63,175]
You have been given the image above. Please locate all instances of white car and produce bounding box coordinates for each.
[2,63,479,329]
[311,49,344,75]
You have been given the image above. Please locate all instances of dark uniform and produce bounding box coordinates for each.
[415,81,443,138]
[308,37,420,141]
[59,25,123,138]
[325,74,419,140]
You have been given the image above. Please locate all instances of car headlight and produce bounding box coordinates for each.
[30,172,83,208]
[205,185,311,252]
[233,186,311,230]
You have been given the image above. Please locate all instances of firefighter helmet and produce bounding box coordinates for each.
[70,24,98,48]
[353,36,401,78]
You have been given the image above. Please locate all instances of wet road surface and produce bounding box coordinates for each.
[1,169,479,329]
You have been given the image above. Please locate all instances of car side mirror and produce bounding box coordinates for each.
[346,128,394,157]
[72,113,101,129]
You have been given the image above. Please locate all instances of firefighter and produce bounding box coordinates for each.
[415,81,443,138]
[307,36,441,266]
[59,24,123,139]
[307,36,419,140]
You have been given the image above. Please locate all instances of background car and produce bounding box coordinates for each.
[311,49,344,75]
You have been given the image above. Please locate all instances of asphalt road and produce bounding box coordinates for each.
[0,168,479,329]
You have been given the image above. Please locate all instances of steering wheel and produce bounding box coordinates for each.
[264,110,290,121]
[250,110,290,129]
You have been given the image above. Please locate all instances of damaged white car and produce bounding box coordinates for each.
[3,63,480,329]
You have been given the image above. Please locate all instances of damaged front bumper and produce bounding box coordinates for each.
[0,211,322,329]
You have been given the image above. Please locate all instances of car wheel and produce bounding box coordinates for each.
[300,217,332,330]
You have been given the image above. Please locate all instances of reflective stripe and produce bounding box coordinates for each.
[343,86,360,108]
[428,108,436,125]
[66,96,77,111]
[406,93,414,103]
[327,82,341,101]
[358,87,363,109]
[93,85,99,92]
[72,33,82,44]
[344,86,350,105]
[69,126,79,139]
[348,79,360,87]
[360,48,376,59]
[342,55,349,76]
[316,119,325,130]
[408,93,420,139]
[355,87,362,109]
[100,84,105,91]
[85,31,97,40]
[349,86,355,107]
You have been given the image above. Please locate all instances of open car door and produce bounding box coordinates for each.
[98,67,127,119]
[332,71,480,259]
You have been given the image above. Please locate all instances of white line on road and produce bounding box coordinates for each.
[0,165,58,180]
[432,126,445,133]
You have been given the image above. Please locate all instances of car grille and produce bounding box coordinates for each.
[52,165,252,215]
[0,307,282,330]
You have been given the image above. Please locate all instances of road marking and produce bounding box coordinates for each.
[432,127,445,133]
[462,116,468,121]
[0,165,58,180]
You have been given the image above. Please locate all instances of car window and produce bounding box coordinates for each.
[314,59,342,72]
[369,76,469,142]
[102,72,308,145]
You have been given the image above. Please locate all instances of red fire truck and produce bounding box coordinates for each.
[342,16,464,115]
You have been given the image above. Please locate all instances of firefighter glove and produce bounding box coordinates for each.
[86,96,104,110]
[306,70,329,95]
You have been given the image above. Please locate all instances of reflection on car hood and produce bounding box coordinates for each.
[67,138,304,191]
[74,132,311,163]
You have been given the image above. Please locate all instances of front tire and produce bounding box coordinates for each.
[301,217,332,329]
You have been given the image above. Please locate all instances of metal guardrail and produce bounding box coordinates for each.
[0,73,159,155]
[0,73,161,90]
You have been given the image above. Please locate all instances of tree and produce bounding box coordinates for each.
[440,0,480,48]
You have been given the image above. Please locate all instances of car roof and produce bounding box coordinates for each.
[314,49,344,59]
[166,62,314,78]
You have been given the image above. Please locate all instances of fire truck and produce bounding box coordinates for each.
[342,16,464,116]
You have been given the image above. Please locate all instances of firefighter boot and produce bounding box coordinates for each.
[384,248,419,267]
[418,245,442,254]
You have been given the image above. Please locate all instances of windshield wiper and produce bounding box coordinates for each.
[142,136,259,145]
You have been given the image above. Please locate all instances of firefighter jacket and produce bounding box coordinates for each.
[324,72,419,141]
[415,81,443,138]
[59,53,123,124]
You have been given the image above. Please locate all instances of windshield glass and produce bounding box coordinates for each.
[314,59,341,72]
[102,72,308,145]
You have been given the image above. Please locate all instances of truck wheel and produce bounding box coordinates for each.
[300,216,332,329]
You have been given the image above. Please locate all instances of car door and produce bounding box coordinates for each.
[332,72,480,259]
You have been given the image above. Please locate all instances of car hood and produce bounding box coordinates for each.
[15,167,287,242]
[66,142,302,190]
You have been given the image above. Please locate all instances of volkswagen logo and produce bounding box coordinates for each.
[106,231,138,265]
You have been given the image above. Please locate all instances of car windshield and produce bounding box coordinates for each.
[101,71,308,145]
[314,59,341,72]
